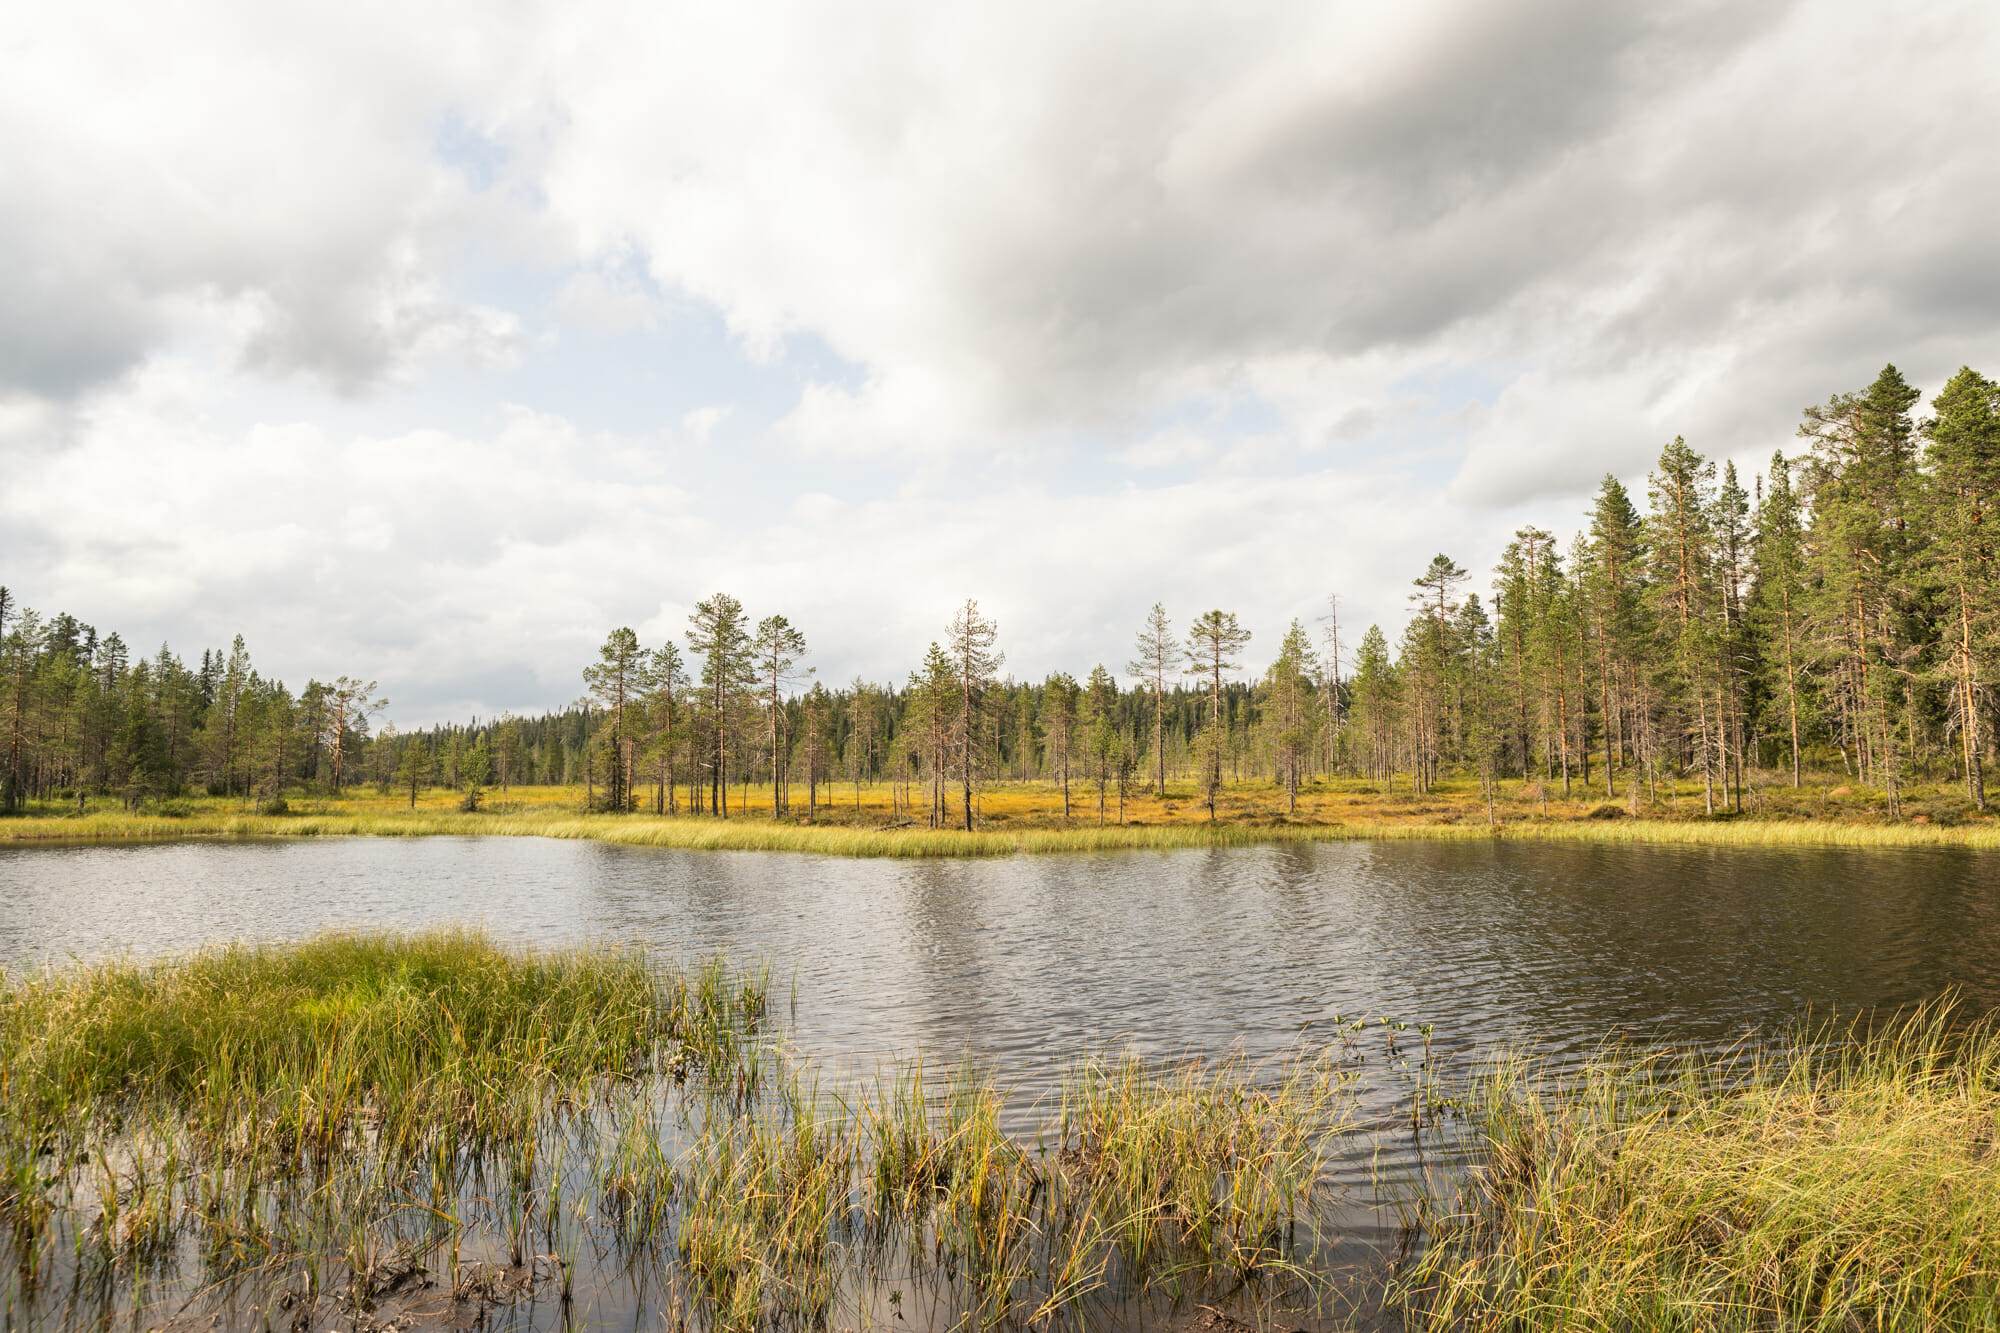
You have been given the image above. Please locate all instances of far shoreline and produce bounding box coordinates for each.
[4,802,1996,857]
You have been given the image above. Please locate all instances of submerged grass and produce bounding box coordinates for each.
[1397,1003,2000,1331]
[0,929,771,1323]
[13,930,1996,1330]
[0,931,1358,1331]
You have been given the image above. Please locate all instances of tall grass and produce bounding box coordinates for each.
[13,930,1993,1330]
[1396,1003,2000,1331]
[0,931,1358,1330]
[0,929,770,1319]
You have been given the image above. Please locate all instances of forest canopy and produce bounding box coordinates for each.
[4,363,1996,824]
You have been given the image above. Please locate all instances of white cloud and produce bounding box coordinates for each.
[680,404,734,441]
[6,0,2000,716]
[1114,428,1213,470]
[4,356,1520,722]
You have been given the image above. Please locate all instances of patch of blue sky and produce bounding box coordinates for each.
[1368,357,1531,491]
[1063,386,1295,491]
[191,248,888,517]
[431,110,510,194]
[1388,359,1517,411]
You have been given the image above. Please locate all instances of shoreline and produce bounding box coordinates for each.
[4,807,1997,855]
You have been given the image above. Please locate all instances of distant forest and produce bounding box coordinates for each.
[4,363,1997,823]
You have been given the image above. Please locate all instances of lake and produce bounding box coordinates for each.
[3,836,1992,1330]
[5,835,1993,1086]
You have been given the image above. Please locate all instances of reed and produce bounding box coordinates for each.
[1396,1003,2000,1331]
[0,929,771,1322]
[14,929,1987,1331]
[1053,1050,1350,1288]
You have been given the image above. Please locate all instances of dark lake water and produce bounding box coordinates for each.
[2,836,1994,1331]
[4,836,1993,1085]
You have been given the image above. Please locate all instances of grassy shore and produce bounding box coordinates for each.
[10,931,1991,1330]
[4,774,1997,855]
[0,930,1355,1331]
[1397,1005,2000,1331]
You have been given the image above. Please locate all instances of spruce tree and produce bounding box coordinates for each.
[1923,366,2000,807]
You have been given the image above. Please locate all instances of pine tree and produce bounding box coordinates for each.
[945,600,1002,831]
[1350,625,1399,784]
[583,628,644,812]
[1646,436,1721,813]
[1750,452,1813,787]
[1040,672,1080,820]
[641,643,688,814]
[1083,664,1118,826]
[752,615,809,816]
[1263,619,1317,812]
[1407,555,1469,793]
[1126,603,1178,796]
[1800,366,1924,812]
[1183,610,1251,821]
[686,594,752,817]
[1585,475,1647,799]
[395,740,427,807]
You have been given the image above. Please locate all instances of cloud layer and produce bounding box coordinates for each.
[5,0,1999,720]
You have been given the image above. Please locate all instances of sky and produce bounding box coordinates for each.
[5,1,2000,725]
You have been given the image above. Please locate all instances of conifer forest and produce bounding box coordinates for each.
[5,364,1997,826]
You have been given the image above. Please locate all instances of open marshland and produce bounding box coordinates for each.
[4,775,1996,855]
[4,836,2000,1327]
[6,932,2000,1331]
[0,930,1368,1332]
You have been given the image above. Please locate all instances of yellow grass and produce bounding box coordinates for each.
[4,776,1996,855]
[1398,1005,2000,1330]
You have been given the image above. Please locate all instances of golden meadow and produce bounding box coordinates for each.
[5,773,1996,856]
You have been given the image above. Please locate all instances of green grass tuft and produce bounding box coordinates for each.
[1398,1003,2000,1331]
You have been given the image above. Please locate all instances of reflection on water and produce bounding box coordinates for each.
[1,835,1994,1331]
[3,836,1994,1088]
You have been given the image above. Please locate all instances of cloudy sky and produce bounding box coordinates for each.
[5,1,1998,724]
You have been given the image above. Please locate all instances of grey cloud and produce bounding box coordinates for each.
[1227,2,1774,218]
[848,1,1833,433]
[0,292,160,400]
[0,4,542,403]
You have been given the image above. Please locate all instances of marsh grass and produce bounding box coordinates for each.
[0,931,1360,1331]
[1395,1003,2000,1331]
[21,928,1988,1331]
[612,1051,1358,1332]
[0,929,770,1325]
[10,806,1998,859]
[9,775,1997,856]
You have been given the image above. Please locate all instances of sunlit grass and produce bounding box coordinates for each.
[1396,1003,2000,1331]
[4,775,1995,854]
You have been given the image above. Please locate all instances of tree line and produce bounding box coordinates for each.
[0,602,383,813]
[5,363,1994,822]
[446,362,2000,824]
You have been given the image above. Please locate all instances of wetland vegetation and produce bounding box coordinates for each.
[0,929,1361,1331]
[6,930,1999,1331]
[3,776,1994,855]
[1398,1004,2000,1331]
